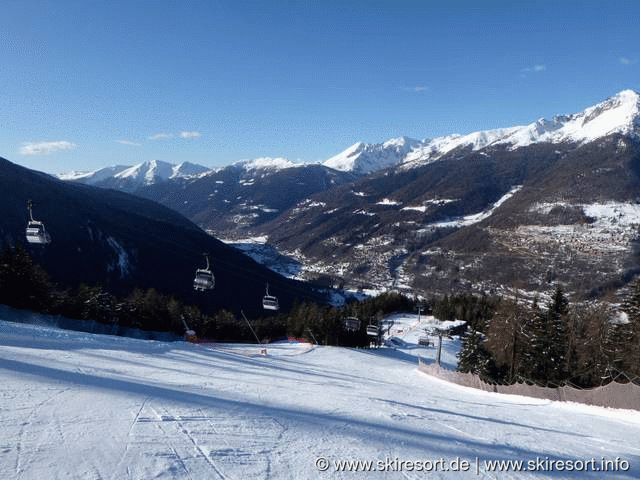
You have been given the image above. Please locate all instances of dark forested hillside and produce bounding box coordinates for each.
[0,157,327,318]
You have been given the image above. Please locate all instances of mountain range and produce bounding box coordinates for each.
[1,158,328,317]
[57,90,640,300]
[60,90,640,184]
[58,159,211,192]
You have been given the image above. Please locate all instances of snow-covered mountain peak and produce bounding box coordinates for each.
[579,89,640,130]
[114,160,175,184]
[606,88,640,107]
[498,89,640,149]
[323,137,422,175]
[335,142,367,161]
[58,160,212,190]
[57,165,130,182]
[399,89,640,170]
[171,161,211,179]
[401,127,522,168]
[236,157,303,172]
[382,136,421,149]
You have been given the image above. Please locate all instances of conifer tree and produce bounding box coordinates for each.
[566,303,612,386]
[0,245,51,310]
[457,329,489,376]
[517,296,540,380]
[482,298,530,383]
[517,298,547,383]
[545,286,569,385]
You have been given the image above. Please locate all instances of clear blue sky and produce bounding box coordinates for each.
[1,0,639,174]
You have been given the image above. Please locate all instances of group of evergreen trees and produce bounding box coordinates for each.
[457,285,640,388]
[0,245,250,340]
[285,292,415,347]
[0,244,51,310]
[432,293,497,331]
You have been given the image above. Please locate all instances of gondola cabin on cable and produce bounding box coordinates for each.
[193,253,215,291]
[25,200,51,245]
[343,316,360,332]
[262,283,279,311]
[366,324,380,337]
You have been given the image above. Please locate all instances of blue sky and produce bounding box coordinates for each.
[1,0,639,174]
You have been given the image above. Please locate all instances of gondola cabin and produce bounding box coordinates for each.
[193,269,214,291]
[344,316,360,331]
[262,295,279,311]
[193,253,215,291]
[262,283,279,311]
[25,200,51,245]
[25,221,51,245]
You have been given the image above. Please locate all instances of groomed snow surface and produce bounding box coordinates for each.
[1,311,639,479]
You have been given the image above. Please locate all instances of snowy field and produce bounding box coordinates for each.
[1,312,640,479]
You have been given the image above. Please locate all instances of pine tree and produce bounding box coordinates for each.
[566,303,612,387]
[519,297,543,382]
[523,286,571,385]
[524,298,555,384]
[0,245,52,310]
[483,298,530,383]
[545,286,569,385]
[622,278,640,321]
[457,329,490,376]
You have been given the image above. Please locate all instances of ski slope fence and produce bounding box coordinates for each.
[418,358,640,411]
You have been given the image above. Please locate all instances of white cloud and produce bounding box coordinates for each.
[520,64,546,77]
[179,131,201,138]
[620,57,637,65]
[147,131,201,140]
[116,139,142,146]
[402,86,428,93]
[19,141,76,155]
[148,133,173,140]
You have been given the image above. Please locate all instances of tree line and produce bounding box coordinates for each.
[0,245,415,346]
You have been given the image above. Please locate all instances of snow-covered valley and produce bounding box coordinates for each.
[1,312,639,479]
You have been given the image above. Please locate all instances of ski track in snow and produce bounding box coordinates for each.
[1,314,640,479]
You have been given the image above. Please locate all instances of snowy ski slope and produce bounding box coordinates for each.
[1,312,639,479]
